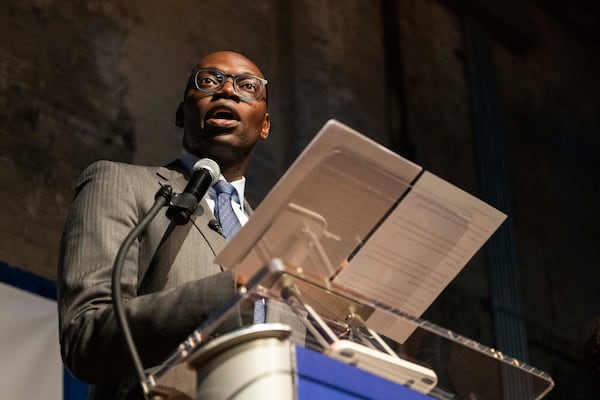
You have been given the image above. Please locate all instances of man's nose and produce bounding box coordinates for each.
[217,78,237,97]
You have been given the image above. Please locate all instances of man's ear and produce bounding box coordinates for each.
[261,113,270,139]
[175,102,184,127]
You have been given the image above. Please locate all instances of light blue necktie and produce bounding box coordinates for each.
[213,180,265,324]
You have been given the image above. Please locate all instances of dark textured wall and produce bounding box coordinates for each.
[1,0,599,398]
[0,2,135,279]
[493,7,600,396]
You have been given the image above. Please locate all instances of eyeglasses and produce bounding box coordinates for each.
[192,68,268,101]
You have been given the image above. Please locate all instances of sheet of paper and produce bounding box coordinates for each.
[333,171,506,342]
[215,119,506,344]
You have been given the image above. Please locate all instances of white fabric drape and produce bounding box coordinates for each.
[0,282,62,400]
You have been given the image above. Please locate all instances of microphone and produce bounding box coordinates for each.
[208,219,223,235]
[167,158,220,225]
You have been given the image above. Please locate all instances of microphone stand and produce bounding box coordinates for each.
[111,184,173,399]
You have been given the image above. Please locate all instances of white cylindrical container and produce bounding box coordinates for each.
[187,324,295,400]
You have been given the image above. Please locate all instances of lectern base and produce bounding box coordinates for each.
[187,324,294,400]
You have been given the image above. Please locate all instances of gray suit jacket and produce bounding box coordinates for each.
[58,160,302,399]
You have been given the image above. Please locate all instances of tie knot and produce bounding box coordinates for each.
[214,180,237,197]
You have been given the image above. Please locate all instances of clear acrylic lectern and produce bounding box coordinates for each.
[147,120,554,400]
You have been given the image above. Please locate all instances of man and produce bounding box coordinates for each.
[58,51,285,399]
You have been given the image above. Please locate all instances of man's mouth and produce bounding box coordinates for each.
[205,106,240,129]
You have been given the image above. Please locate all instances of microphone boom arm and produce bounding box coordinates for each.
[112,158,220,397]
[111,184,172,398]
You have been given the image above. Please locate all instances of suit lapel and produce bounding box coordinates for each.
[156,161,227,256]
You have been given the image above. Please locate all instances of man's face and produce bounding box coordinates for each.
[182,51,270,169]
